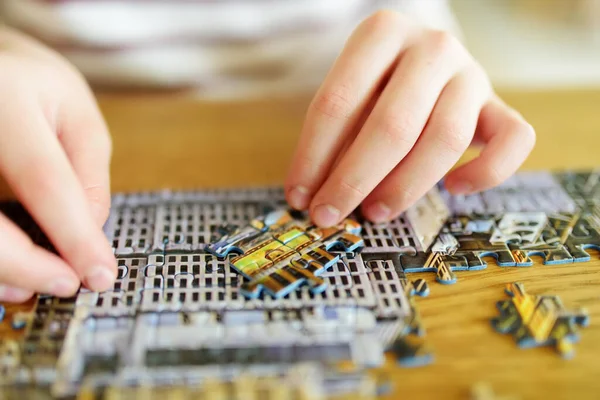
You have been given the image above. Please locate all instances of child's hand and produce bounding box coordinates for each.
[0,28,116,302]
[285,10,535,227]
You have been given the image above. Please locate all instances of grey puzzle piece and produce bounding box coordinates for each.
[438,171,577,215]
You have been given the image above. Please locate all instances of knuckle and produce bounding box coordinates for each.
[83,183,111,225]
[423,29,463,57]
[434,121,471,155]
[468,62,492,88]
[295,152,318,171]
[377,113,417,148]
[390,185,417,212]
[85,184,111,211]
[310,86,356,121]
[62,233,95,262]
[290,152,325,187]
[362,9,406,32]
[339,178,368,199]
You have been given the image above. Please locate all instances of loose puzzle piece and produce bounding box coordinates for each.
[389,335,433,368]
[207,208,364,299]
[491,282,590,359]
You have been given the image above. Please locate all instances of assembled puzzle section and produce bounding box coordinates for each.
[438,171,577,215]
[1,186,437,398]
[2,169,598,398]
[491,282,590,359]
[399,170,600,285]
[103,188,287,255]
[48,252,423,397]
[557,169,600,216]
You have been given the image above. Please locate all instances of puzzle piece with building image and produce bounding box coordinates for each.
[491,282,589,359]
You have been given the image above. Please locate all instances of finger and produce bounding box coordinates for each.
[329,87,382,173]
[0,99,117,292]
[309,30,469,227]
[0,213,80,297]
[4,25,112,227]
[59,83,113,227]
[0,285,34,303]
[444,95,536,194]
[285,11,418,210]
[361,66,492,222]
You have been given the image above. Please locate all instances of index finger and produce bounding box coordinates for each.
[0,97,117,292]
[284,11,416,210]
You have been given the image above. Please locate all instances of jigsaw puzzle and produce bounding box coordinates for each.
[0,169,598,398]
[0,188,428,399]
[491,282,590,358]
[206,208,364,299]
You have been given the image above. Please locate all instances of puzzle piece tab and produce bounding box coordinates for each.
[491,282,589,359]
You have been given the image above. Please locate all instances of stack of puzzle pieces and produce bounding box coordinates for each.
[0,169,598,399]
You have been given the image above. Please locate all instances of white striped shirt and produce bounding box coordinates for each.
[0,0,460,97]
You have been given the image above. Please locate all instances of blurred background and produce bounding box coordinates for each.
[452,0,600,89]
[2,0,600,93]
[1,0,599,196]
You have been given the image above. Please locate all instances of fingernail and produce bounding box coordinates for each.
[0,285,33,302]
[84,266,116,292]
[288,186,310,210]
[365,201,391,223]
[312,204,340,227]
[47,278,79,297]
[448,181,473,195]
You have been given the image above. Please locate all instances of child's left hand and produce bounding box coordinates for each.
[285,10,535,227]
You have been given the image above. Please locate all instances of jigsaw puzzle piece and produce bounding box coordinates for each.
[224,208,364,299]
[491,282,590,359]
[207,208,297,258]
[240,245,339,299]
[520,247,573,265]
[559,213,600,262]
[565,241,600,263]
[230,239,296,279]
[323,231,364,253]
[490,298,525,336]
[389,335,434,367]
[475,249,522,267]
[400,252,468,284]
[206,224,267,258]
[408,278,430,298]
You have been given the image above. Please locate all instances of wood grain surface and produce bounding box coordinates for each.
[1,89,599,399]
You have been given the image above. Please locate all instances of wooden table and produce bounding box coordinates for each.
[1,89,600,399]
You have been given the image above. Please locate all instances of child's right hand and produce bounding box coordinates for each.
[0,27,117,302]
